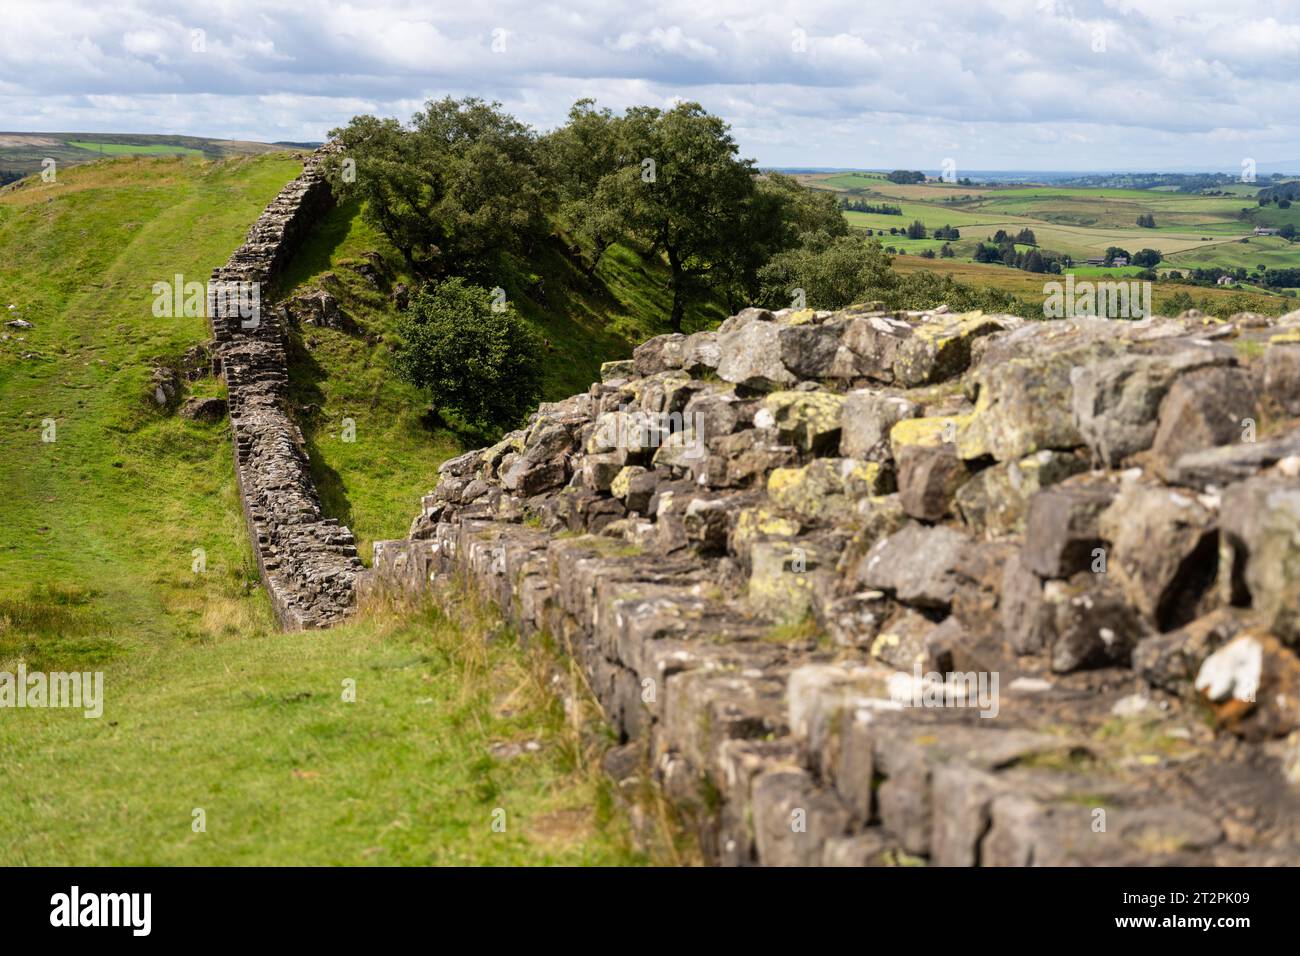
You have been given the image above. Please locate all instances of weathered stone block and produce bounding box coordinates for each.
[1022,482,1117,578]
[897,442,967,522]
[839,389,919,461]
[752,769,851,866]
[860,522,971,609]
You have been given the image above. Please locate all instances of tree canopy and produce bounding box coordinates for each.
[326,98,550,280]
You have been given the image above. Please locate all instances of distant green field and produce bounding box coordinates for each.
[1166,235,1300,272]
[68,140,205,157]
[820,171,888,190]
[808,169,1300,290]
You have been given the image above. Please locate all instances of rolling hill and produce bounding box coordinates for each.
[0,149,707,864]
[0,132,291,184]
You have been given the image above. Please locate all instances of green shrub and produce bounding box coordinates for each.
[393,278,544,431]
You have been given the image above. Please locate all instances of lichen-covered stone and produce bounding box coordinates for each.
[892,312,1013,387]
[1022,481,1117,578]
[1220,477,1300,646]
[896,442,967,522]
[357,302,1300,868]
[1072,348,1230,467]
[1152,365,1258,479]
[889,414,969,461]
[860,522,970,609]
[633,332,687,376]
[840,313,913,382]
[958,351,1088,461]
[755,390,844,454]
[717,319,797,389]
[839,390,919,461]
[955,449,1087,536]
[1098,483,1218,629]
[767,458,886,522]
[600,358,635,382]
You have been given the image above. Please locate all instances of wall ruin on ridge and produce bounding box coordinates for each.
[208,145,362,629]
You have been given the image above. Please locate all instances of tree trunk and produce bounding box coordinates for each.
[667,246,685,333]
[582,240,611,280]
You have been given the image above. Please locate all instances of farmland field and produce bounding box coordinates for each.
[797,169,1300,311]
[889,254,1288,309]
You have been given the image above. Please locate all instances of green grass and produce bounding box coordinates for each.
[1,594,643,865]
[0,154,657,865]
[68,140,205,157]
[1166,235,1300,272]
[0,153,308,653]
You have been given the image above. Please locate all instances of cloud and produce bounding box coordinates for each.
[0,0,1296,168]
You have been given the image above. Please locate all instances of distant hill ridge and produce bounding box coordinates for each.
[0,131,289,182]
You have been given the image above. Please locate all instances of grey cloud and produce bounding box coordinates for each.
[0,0,1296,168]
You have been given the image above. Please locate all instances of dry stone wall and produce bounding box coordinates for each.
[209,145,362,629]
[361,302,1300,865]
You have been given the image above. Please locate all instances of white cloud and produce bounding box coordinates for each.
[0,0,1295,168]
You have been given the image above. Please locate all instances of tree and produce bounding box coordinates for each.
[712,171,849,311]
[323,114,434,271]
[1159,290,1197,315]
[1131,248,1163,267]
[326,97,550,280]
[1136,213,1156,228]
[756,234,894,311]
[906,219,927,240]
[392,278,544,431]
[541,100,627,276]
[600,103,758,331]
[756,171,847,243]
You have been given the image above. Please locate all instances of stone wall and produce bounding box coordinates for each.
[361,303,1300,865]
[209,145,362,629]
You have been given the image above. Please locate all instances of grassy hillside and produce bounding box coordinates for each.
[0,154,654,865]
[270,198,726,554]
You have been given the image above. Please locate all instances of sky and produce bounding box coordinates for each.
[1,0,1298,171]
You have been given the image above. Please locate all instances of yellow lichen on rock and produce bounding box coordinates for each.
[889,414,971,459]
[758,390,845,453]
